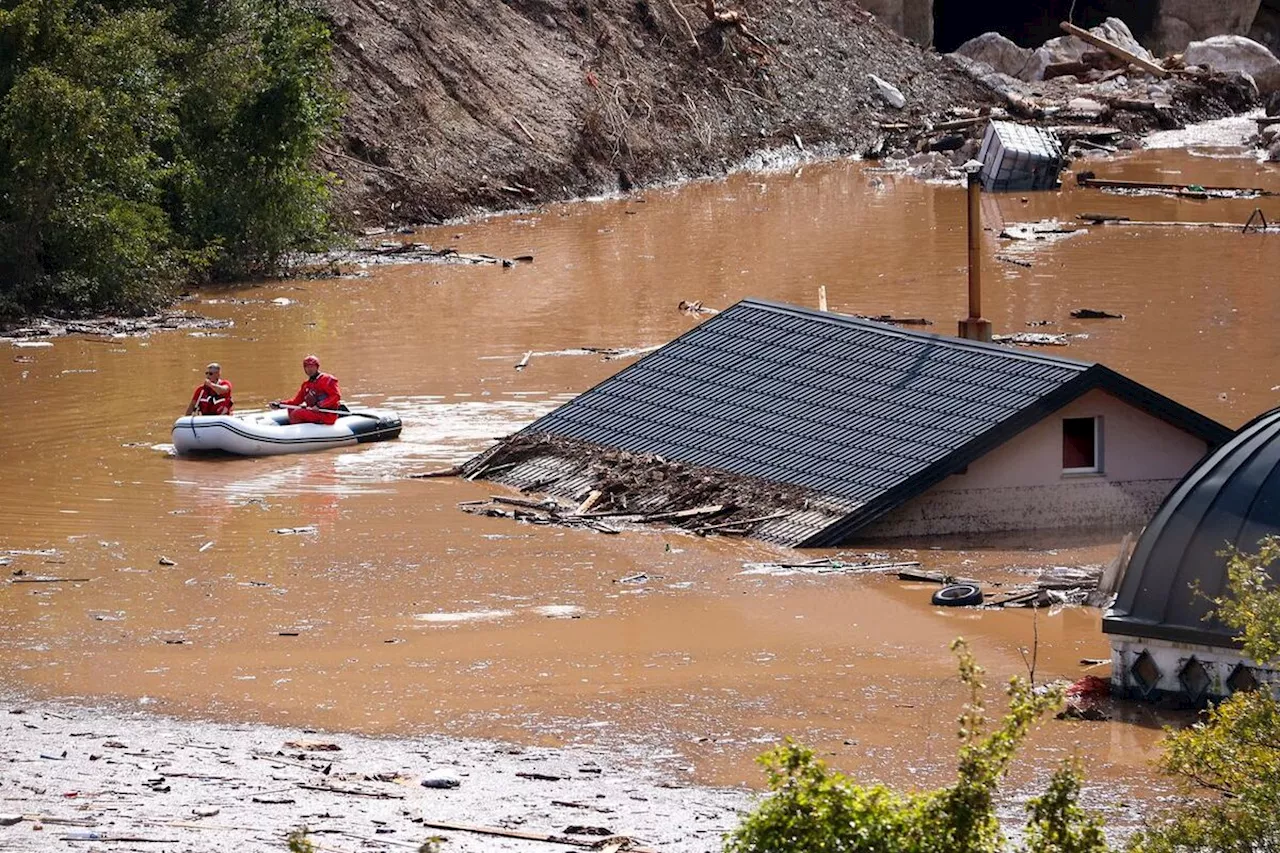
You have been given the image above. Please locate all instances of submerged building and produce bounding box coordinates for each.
[1104,407,1280,703]
[474,298,1229,547]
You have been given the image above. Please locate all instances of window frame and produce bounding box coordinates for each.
[1062,415,1103,475]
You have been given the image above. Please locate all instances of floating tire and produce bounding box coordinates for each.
[932,583,983,607]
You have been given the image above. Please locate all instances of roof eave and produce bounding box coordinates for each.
[1101,613,1242,649]
[800,365,1231,548]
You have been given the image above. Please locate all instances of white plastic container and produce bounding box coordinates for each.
[977,120,1065,192]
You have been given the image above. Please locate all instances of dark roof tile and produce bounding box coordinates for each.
[509,299,1231,546]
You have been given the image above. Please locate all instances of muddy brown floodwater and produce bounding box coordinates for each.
[4,130,1280,829]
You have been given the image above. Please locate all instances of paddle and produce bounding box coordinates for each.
[272,402,383,420]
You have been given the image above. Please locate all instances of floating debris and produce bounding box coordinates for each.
[992,332,1070,346]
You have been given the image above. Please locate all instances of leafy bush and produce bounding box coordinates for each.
[725,639,1110,853]
[0,0,341,319]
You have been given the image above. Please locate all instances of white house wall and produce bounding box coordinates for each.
[857,389,1210,538]
[1110,634,1280,702]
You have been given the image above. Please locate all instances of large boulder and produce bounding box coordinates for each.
[1023,18,1154,82]
[1154,0,1262,55]
[947,53,1033,100]
[953,32,1035,80]
[1185,35,1280,94]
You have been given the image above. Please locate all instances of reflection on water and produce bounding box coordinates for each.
[2,145,1279,815]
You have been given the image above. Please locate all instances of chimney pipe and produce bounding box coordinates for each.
[958,170,992,342]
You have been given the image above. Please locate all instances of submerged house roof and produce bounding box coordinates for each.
[500,298,1229,546]
[1104,407,1280,647]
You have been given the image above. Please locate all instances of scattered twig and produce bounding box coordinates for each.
[666,0,700,50]
[512,115,536,144]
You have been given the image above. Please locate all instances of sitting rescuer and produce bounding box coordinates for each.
[185,362,233,416]
[270,355,341,425]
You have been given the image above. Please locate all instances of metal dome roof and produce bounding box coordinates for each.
[1103,407,1280,647]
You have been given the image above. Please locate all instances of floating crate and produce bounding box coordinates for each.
[977,121,1065,192]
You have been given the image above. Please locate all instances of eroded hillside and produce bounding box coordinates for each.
[321,0,996,223]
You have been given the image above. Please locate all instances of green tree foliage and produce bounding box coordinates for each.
[1131,537,1280,853]
[0,0,340,319]
[725,639,1110,853]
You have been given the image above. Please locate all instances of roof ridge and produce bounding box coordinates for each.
[738,297,1096,371]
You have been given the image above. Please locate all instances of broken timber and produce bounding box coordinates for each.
[1060,22,1168,78]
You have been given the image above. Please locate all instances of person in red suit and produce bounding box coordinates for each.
[271,355,341,425]
[185,362,233,416]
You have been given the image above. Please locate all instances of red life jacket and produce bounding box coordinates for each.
[285,373,341,411]
[192,380,233,415]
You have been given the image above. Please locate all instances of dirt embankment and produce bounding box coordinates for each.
[320,0,997,224]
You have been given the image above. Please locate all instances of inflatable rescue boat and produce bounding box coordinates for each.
[172,408,401,456]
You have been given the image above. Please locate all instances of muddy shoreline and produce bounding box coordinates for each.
[0,692,750,852]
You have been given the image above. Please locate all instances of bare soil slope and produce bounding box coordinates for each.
[321,0,996,223]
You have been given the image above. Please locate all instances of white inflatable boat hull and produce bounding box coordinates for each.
[172,409,401,456]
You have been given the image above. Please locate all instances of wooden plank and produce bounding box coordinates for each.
[574,490,604,515]
[897,570,978,585]
[815,561,921,574]
[1077,174,1276,195]
[637,504,726,522]
[1093,219,1279,230]
[693,511,790,532]
[491,495,560,511]
[11,577,91,584]
[1060,22,1167,78]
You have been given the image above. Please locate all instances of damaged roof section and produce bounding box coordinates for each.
[466,299,1228,547]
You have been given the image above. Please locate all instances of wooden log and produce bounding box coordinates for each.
[1076,212,1130,223]
[407,466,462,479]
[1060,22,1167,78]
[1107,97,1156,112]
[415,820,659,852]
[295,783,404,799]
[1043,60,1092,80]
